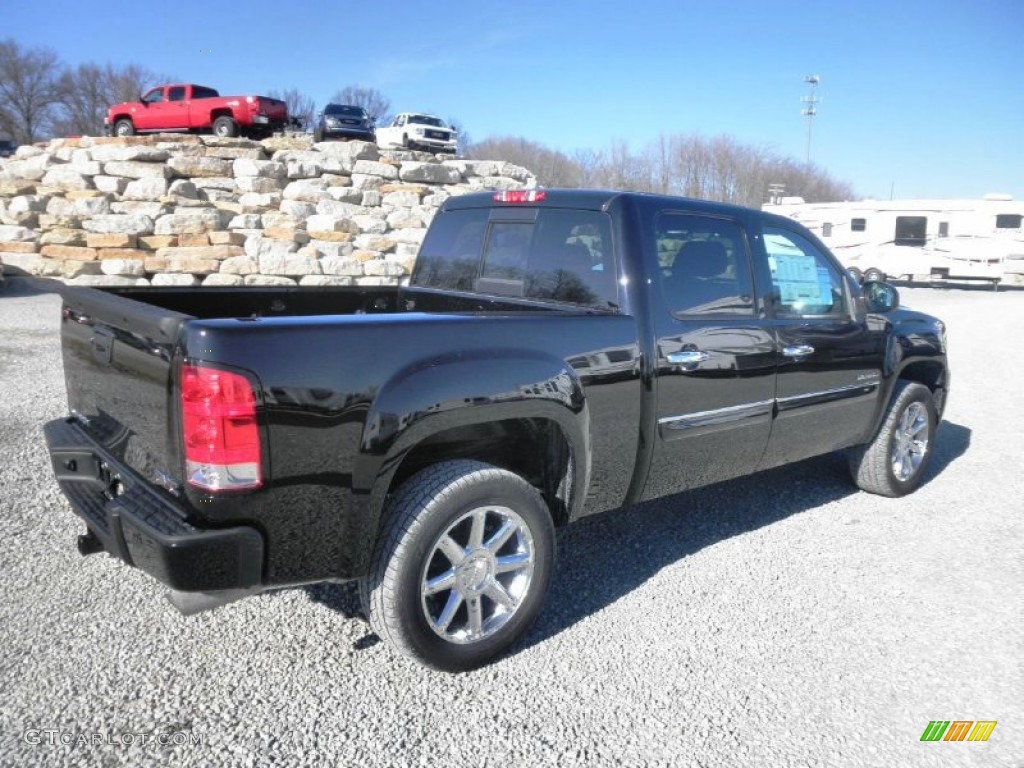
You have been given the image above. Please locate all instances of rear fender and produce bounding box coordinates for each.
[357,349,590,525]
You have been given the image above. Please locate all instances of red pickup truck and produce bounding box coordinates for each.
[105,84,289,139]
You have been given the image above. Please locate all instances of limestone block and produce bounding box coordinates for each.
[209,231,246,246]
[73,196,113,216]
[138,235,178,250]
[203,146,266,160]
[103,161,171,179]
[386,210,424,230]
[244,274,296,286]
[319,257,364,276]
[236,176,284,194]
[351,160,399,180]
[0,225,36,242]
[40,229,86,247]
[40,244,98,260]
[220,256,258,275]
[233,159,286,179]
[45,197,76,216]
[178,233,210,247]
[282,179,329,203]
[87,234,137,249]
[382,190,422,208]
[279,200,317,219]
[154,211,226,235]
[299,275,355,286]
[100,259,146,276]
[0,241,38,253]
[111,202,170,217]
[201,273,244,286]
[9,196,47,215]
[399,162,461,184]
[152,273,199,286]
[361,191,382,207]
[167,156,234,178]
[353,234,396,252]
[352,215,388,235]
[228,214,262,229]
[327,187,363,204]
[90,146,170,162]
[93,176,129,195]
[238,192,281,211]
[350,174,383,190]
[391,228,427,246]
[167,180,200,199]
[41,168,92,190]
[306,240,353,259]
[97,248,149,261]
[192,177,237,191]
[363,259,406,277]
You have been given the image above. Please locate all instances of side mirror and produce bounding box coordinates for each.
[862,280,900,313]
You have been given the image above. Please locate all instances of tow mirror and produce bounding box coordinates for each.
[863,280,900,313]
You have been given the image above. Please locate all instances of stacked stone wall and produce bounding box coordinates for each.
[0,135,535,286]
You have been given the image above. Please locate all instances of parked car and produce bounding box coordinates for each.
[313,104,375,143]
[104,84,289,140]
[375,112,457,153]
[43,189,948,671]
[0,140,16,158]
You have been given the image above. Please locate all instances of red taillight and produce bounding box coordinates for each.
[181,364,261,491]
[493,190,546,203]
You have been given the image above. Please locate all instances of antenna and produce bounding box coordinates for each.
[802,74,820,168]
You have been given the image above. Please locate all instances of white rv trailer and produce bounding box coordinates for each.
[763,195,1024,286]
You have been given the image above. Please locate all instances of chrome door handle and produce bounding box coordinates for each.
[782,344,815,359]
[667,350,710,365]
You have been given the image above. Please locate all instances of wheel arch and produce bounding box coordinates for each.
[362,353,587,517]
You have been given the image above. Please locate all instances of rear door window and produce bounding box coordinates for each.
[413,208,618,309]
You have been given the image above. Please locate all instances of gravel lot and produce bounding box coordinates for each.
[0,277,1020,768]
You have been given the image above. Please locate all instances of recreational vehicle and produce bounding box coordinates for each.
[763,195,1024,287]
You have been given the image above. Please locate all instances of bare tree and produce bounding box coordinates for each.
[269,88,315,131]
[0,38,63,143]
[469,136,584,187]
[328,85,390,124]
[54,62,168,137]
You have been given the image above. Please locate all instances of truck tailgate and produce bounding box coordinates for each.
[59,287,190,489]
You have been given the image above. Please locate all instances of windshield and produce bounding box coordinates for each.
[325,104,366,117]
[408,115,446,128]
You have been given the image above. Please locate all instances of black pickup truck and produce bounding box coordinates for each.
[44,189,949,670]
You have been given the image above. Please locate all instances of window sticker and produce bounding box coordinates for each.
[771,252,833,308]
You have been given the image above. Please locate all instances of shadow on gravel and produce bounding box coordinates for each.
[302,427,970,658]
[520,419,972,653]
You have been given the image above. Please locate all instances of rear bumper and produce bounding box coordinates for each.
[44,418,264,592]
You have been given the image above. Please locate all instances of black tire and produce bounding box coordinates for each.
[864,267,886,283]
[113,119,134,137]
[360,460,555,671]
[212,116,238,138]
[847,267,863,284]
[849,381,937,497]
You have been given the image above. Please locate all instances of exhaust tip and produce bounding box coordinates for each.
[166,587,260,616]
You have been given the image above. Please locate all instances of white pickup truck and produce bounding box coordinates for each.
[375,113,457,154]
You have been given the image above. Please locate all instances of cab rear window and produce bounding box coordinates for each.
[412,208,618,310]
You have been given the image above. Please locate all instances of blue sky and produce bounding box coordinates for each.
[7,0,1022,200]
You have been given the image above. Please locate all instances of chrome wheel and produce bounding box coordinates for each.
[421,505,535,645]
[891,401,930,481]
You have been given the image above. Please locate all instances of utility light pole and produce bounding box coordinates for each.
[802,74,820,169]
